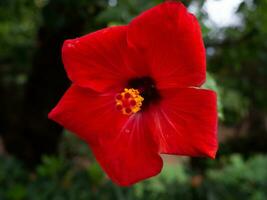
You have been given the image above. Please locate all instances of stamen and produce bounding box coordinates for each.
[116,104,123,111]
[124,93,131,99]
[116,94,123,100]
[130,100,136,106]
[115,88,144,115]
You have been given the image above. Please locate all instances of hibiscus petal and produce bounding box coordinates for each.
[48,85,162,186]
[149,88,218,158]
[91,112,163,186]
[128,2,206,89]
[62,26,136,92]
[48,84,125,144]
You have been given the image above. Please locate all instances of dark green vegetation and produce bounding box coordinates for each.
[1,132,267,200]
[0,0,267,199]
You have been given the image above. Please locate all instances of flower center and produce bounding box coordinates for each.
[128,76,161,109]
[115,88,144,115]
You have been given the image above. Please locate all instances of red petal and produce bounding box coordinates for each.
[149,88,218,158]
[48,85,125,144]
[91,112,163,186]
[128,2,206,89]
[62,26,135,92]
[48,85,162,186]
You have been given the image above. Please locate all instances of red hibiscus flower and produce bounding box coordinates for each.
[48,2,218,186]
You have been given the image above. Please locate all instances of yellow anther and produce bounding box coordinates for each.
[115,88,144,115]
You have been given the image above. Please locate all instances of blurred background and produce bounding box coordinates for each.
[0,0,267,199]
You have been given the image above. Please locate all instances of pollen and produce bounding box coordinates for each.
[115,88,144,115]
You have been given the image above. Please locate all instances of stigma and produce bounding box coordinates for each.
[115,88,144,115]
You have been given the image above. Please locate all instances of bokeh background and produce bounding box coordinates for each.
[0,0,267,199]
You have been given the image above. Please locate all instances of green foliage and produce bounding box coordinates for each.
[97,0,159,25]
[203,73,224,120]
[207,0,267,124]
[0,153,267,200]
[1,133,267,200]
[206,155,267,200]
[0,0,40,77]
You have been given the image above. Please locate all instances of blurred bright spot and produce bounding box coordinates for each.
[204,0,243,27]
[108,0,118,7]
